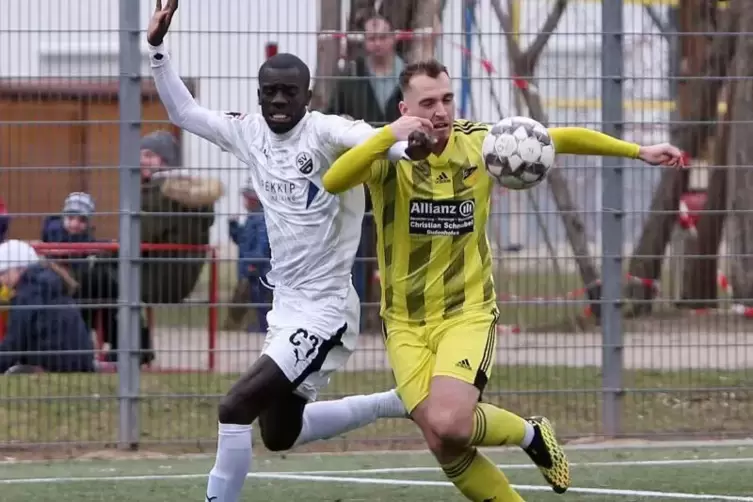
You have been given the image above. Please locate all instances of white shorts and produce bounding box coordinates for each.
[261,284,360,401]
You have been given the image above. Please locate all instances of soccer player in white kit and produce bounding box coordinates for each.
[147,2,428,502]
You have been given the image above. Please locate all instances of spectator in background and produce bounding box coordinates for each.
[0,197,8,242]
[139,131,224,305]
[0,197,11,321]
[41,193,153,365]
[0,240,95,374]
[328,14,403,125]
[327,14,403,332]
[348,0,441,63]
[224,187,271,333]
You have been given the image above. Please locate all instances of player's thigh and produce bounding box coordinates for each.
[432,309,499,396]
[263,287,360,401]
[416,309,498,434]
[382,320,433,414]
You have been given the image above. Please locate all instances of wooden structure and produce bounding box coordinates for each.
[0,78,193,241]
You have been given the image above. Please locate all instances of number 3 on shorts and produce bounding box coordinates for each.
[288,328,320,365]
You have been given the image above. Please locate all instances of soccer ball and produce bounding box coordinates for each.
[482,116,556,190]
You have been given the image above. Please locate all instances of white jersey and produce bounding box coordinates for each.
[149,44,405,299]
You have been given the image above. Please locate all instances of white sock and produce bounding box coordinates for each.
[294,389,406,447]
[520,420,536,449]
[205,423,252,502]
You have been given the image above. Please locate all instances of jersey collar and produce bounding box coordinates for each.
[267,111,310,141]
[427,128,457,166]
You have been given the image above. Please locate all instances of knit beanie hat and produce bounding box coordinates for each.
[140,130,181,166]
[62,192,95,218]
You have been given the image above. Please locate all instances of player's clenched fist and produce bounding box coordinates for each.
[147,0,179,47]
[388,115,433,142]
[637,142,685,168]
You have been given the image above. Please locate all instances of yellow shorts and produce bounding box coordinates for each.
[383,309,499,413]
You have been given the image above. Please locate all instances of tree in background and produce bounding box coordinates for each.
[627,0,738,313]
[490,0,605,317]
[311,0,343,111]
[721,1,753,305]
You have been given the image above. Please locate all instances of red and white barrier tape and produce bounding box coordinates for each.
[677,199,698,238]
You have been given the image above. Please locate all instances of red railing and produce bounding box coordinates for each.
[2,242,219,372]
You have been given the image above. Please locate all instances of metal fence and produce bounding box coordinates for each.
[0,0,750,455]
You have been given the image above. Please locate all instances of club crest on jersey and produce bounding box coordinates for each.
[296,152,314,175]
[463,165,478,179]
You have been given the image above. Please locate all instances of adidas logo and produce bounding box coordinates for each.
[456,358,472,370]
[435,172,450,184]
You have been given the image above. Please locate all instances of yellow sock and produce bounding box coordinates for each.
[442,448,525,501]
[470,403,528,447]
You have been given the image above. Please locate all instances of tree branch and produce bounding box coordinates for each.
[644,5,670,41]
[523,0,569,71]
[490,0,601,313]
[490,0,568,75]
[489,0,523,60]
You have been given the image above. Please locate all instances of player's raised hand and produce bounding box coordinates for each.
[147,0,179,47]
[388,115,433,142]
[638,143,685,168]
[405,130,435,160]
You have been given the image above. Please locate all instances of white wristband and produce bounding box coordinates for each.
[148,43,168,66]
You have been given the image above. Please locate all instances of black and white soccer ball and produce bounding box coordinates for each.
[482,116,556,190]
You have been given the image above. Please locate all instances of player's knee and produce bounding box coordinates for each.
[218,391,252,425]
[259,424,298,452]
[423,404,474,447]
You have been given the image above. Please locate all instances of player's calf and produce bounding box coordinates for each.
[207,356,295,502]
[218,355,294,425]
[412,377,525,501]
[258,393,306,451]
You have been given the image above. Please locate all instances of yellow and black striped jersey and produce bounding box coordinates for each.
[367,119,496,325]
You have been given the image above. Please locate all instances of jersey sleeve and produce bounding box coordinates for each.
[367,160,393,185]
[149,44,260,160]
[317,113,407,161]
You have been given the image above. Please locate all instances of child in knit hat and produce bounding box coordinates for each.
[42,192,97,244]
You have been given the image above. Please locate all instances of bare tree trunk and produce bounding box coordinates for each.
[627,0,738,312]
[680,86,732,306]
[725,8,753,303]
[490,0,602,314]
[311,0,343,111]
[407,0,442,62]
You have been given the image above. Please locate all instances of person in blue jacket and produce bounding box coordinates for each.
[41,192,154,365]
[0,240,95,374]
[225,187,272,332]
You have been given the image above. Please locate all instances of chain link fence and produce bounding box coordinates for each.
[0,0,749,455]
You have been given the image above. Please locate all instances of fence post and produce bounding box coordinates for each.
[600,0,625,438]
[117,0,142,449]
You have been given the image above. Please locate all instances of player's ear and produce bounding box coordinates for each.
[305,88,313,106]
[398,100,408,115]
[257,88,261,106]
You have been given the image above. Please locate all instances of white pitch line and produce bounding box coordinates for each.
[290,456,753,475]
[2,470,753,501]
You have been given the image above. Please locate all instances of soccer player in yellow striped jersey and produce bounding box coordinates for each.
[323,60,683,502]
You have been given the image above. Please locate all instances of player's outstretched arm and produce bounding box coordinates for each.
[147,0,251,155]
[322,116,433,193]
[549,127,683,167]
[322,127,398,193]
